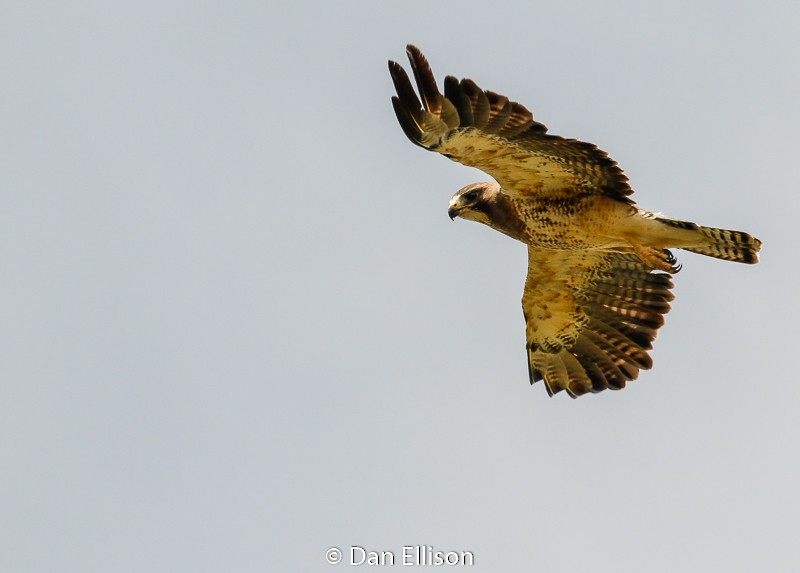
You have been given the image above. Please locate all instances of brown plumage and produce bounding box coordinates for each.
[389,45,761,397]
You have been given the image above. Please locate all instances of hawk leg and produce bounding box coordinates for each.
[627,240,682,273]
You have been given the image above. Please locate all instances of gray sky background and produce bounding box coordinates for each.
[2,1,798,571]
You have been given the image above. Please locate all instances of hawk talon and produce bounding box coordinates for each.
[663,250,682,273]
[628,242,681,273]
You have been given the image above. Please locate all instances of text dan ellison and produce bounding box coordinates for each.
[350,545,474,566]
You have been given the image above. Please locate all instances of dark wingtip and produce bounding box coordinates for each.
[391,96,424,148]
[404,44,442,115]
[526,347,541,386]
[389,59,422,114]
[444,75,473,127]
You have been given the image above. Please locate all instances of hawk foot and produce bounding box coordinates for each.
[629,242,682,273]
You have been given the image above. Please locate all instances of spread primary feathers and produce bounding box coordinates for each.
[389,45,761,397]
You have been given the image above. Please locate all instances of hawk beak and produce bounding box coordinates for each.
[448,205,461,220]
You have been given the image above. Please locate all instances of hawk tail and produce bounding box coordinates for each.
[686,225,762,264]
[657,218,762,264]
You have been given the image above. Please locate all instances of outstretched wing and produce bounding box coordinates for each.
[522,247,674,397]
[389,45,633,203]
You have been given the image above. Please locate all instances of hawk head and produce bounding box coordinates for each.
[447,182,500,223]
[447,181,526,242]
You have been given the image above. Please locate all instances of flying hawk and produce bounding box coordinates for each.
[388,45,762,398]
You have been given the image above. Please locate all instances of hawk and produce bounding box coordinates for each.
[388,45,762,398]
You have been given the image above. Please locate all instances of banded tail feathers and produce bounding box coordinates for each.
[657,217,762,264]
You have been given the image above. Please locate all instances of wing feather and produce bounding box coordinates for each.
[406,45,442,115]
[444,76,474,127]
[389,45,632,202]
[499,101,538,139]
[483,92,511,133]
[523,248,673,397]
[459,78,492,128]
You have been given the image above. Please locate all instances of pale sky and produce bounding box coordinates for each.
[2,1,799,572]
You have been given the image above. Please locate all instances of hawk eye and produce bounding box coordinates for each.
[463,190,479,202]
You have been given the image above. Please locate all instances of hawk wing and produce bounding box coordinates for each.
[523,247,674,397]
[389,45,633,202]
